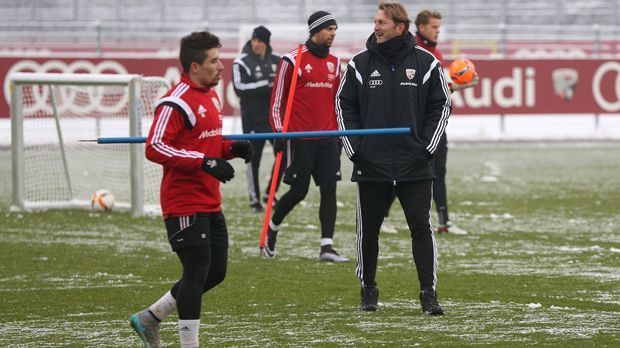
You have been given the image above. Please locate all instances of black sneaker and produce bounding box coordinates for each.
[262,195,279,208]
[262,228,278,259]
[250,202,264,213]
[360,286,379,311]
[419,289,445,315]
[319,245,349,262]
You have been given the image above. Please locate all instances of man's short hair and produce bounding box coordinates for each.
[378,1,411,33]
[179,31,221,74]
[415,10,442,27]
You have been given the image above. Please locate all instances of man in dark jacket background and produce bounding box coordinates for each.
[336,1,451,315]
[233,25,282,212]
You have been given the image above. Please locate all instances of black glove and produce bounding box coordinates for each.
[230,140,254,163]
[273,138,286,153]
[201,157,235,183]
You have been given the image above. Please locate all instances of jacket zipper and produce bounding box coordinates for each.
[390,64,397,186]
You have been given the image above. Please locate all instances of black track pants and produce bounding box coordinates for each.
[168,213,228,320]
[246,139,283,205]
[355,181,438,290]
[433,134,448,224]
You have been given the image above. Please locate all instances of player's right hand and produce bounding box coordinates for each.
[201,157,235,183]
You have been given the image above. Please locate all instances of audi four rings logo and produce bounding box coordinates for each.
[592,61,620,112]
[369,79,383,86]
[5,60,129,114]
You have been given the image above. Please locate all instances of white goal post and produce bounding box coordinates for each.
[10,72,170,216]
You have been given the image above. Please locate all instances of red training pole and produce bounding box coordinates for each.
[259,44,304,251]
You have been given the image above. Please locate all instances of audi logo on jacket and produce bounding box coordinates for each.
[336,32,452,183]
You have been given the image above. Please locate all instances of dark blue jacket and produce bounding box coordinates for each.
[232,41,280,133]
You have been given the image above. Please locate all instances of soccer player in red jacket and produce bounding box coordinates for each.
[414,9,476,235]
[130,31,253,348]
[381,9,478,236]
[263,11,349,262]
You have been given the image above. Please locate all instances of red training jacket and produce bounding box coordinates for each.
[270,44,341,133]
[415,32,454,91]
[415,32,445,66]
[146,74,234,218]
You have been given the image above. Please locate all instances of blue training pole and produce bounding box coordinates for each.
[95,127,411,144]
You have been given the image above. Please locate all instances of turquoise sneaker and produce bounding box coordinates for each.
[130,310,161,348]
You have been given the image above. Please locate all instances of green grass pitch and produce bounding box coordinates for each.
[0,142,619,346]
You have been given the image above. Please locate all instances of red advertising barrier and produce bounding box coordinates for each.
[449,60,619,115]
[1,57,619,118]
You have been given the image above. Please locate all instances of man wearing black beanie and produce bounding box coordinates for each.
[307,10,338,36]
[233,25,283,213]
[264,11,348,263]
[252,25,271,45]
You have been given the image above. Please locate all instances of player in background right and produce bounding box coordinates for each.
[382,9,479,235]
[415,9,478,235]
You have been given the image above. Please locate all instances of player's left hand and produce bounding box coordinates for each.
[230,140,254,163]
[451,73,479,92]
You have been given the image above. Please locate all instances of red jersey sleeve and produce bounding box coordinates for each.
[145,105,204,170]
[270,58,294,132]
[221,140,234,160]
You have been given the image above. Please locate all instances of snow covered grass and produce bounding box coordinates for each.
[0,142,619,346]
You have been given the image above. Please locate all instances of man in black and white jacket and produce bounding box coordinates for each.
[233,25,283,212]
[336,1,451,315]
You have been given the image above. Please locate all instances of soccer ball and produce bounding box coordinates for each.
[449,58,477,85]
[91,189,115,212]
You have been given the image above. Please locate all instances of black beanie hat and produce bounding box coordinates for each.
[307,11,337,35]
[252,25,271,44]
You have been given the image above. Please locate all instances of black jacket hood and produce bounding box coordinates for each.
[366,31,416,66]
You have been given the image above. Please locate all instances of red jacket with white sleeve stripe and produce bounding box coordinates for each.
[146,74,233,218]
[270,44,340,133]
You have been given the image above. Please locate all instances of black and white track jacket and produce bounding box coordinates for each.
[336,32,451,182]
[232,41,280,133]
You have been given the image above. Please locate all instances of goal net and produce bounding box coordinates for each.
[10,73,169,216]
